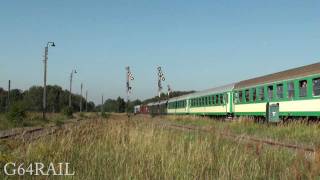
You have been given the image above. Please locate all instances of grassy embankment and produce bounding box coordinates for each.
[0,112,97,131]
[0,114,319,179]
[162,115,320,147]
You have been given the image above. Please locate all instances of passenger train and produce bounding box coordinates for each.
[134,62,320,120]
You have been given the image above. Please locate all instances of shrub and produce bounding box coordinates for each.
[55,119,64,127]
[101,111,110,119]
[62,107,73,118]
[79,112,86,118]
[6,101,27,124]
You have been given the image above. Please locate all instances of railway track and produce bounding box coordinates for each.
[0,118,84,141]
[162,123,316,153]
[1,115,316,154]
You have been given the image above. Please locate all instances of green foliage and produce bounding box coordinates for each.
[55,119,64,127]
[142,91,195,104]
[79,112,86,118]
[101,111,110,119]
[100,96,126,113]
[0,85,96,113]
[62,106,73,118]
[5,101,27,124]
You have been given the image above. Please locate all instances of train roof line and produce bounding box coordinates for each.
[235,62,320,89]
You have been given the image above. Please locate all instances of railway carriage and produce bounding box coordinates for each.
[187,84,234,116]
[148,101,167,115]
[166,84,234,116]
[233,63,320,117]
[167,94,190,115]
[145,62,320,119]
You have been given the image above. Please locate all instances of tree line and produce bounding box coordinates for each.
[0,85,95,113]
[0,84,195,113]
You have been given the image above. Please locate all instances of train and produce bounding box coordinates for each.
[134,62,320,122]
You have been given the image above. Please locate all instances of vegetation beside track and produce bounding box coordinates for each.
[0,112,101,131]
[1,114,319,179]
[159,115,320,147]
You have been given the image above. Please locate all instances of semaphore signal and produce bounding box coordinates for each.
[126,66,134,117]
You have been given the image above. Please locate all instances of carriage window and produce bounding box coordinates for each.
[215,95,219,104]
[245,89,250,102]
[212,96,215,105]
[299,80,307,97]
[276,84,284,99]
[233,92,238,103]
[224,94,228,104]
[220,94,223,104]
[313,78,320,96]
[239,91,243,103]
[267,85,273,100]
[259,87,265,101]
[288,81,294,99]
[252,88,257,102]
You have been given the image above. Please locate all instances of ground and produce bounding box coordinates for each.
[0,113,320,179]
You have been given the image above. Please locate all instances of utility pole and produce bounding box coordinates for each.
[167,85,172,99]
[7,80,11,112]
[126,66,134,117]
[69,69,77,108]
[157,66,165,114]
[101,94,104,114]
[80,83,83,112]
[166,85,172,113]
[85,90,88,112]
[42,42,55,120]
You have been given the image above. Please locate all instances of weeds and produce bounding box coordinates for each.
[163,115,320,146]
[2,116,320,179]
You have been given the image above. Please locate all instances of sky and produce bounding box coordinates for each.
[0,0,320,104]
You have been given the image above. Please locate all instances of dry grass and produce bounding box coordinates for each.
[161,115,320,147]
[1,114,320,179]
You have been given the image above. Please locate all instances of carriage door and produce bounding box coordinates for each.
[186,99,190,114]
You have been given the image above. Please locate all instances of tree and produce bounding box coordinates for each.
[23,86,43,111]
[0,84,96,113]
[117,97,126,113]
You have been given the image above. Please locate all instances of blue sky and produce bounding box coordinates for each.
[1,0,320,104]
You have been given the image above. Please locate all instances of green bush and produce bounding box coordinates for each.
[62,107,73,118]
[101,111,110,119]
[55,119,64,127]
[79,112,86,118]
[6,101,27,124]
